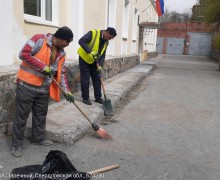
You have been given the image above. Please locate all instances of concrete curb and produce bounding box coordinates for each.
[25,58,162,145]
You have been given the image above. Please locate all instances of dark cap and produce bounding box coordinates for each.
[54,26,73,42]
[106,27,117,37]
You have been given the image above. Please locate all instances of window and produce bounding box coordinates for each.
[24,0,58,26]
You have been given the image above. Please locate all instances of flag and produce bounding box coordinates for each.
[156,0,164,16]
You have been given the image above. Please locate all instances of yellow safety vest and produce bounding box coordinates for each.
[77,29,108,64]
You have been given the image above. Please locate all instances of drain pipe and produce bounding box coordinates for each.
[107,0,110,27]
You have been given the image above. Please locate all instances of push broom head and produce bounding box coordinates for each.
[92,123,112,140]
[50,76,112,140]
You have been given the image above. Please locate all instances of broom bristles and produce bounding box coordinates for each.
[96,127,112,140]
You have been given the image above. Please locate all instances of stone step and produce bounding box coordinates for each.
[8,62,157,144]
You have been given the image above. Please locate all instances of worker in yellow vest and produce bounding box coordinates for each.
[77,27,117,105]
[12,27,74,157]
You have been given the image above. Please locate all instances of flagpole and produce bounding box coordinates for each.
[142,3,153,13]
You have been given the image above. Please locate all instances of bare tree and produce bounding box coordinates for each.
[159,10,191,23]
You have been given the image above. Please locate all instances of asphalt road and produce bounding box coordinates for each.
[1,55,220,180]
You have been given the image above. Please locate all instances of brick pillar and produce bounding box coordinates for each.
[163,37,167,54]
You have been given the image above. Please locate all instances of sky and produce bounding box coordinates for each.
[164,0,198,13]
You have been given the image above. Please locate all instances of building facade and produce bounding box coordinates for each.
[0,0,158,66]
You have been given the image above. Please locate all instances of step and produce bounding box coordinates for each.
[22,62,157,144]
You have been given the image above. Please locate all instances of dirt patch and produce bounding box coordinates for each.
[101,72,153,126]
[84,72,154,138]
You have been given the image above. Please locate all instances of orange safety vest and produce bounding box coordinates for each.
[17,38,65,102]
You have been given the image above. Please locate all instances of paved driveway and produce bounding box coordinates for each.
[1,55,220,180]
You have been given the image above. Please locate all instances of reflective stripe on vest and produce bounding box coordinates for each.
[20,64,44,78]
[17,37,65,102]
[77,29,108,64]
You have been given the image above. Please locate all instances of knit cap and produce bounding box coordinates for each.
[54,26,73,42]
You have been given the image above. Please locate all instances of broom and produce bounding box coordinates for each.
[51,76,112,140]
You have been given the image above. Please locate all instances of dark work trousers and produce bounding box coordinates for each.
[12,84,50,147]
[79,56,101,100]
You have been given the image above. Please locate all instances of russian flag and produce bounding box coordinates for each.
[156,0,164,16]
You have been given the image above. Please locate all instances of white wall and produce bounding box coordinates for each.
[67,0,84,60]
[106,0,117,56]
[0,1,14,66]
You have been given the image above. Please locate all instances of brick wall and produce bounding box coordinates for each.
[158,22,212,38]
[157,22,214,55]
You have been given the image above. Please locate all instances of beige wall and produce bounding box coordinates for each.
[134,0,158,23]
[84,0,107,33]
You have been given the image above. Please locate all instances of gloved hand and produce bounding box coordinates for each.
[90,51,99,61]
[43,66,52,77]
[97,66,103,75]
[64,92,74,103]
[90,51,98,56]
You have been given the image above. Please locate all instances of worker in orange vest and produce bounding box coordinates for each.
[12,26,74,157]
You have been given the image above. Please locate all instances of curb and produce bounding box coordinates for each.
[23,60,160,145]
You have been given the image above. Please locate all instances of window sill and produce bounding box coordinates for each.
[24,18,59,28]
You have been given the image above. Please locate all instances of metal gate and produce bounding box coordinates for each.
[156,37,164,54]
[156,37,184,55]
[188,32,212,56]
[167,38,184,55]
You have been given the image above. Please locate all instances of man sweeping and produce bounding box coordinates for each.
[12,26,75,157]
[77,27,117,105]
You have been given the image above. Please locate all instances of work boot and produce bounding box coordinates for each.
[95,98,104,104]
[82,99,92,105]
[11,147,22,158]
[32,139,54,146]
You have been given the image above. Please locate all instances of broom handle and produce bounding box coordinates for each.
[51,76,93,125]
[88,164,119,175]
[73,102,93,125]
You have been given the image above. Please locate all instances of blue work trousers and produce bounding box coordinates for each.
[79,56,101,100]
